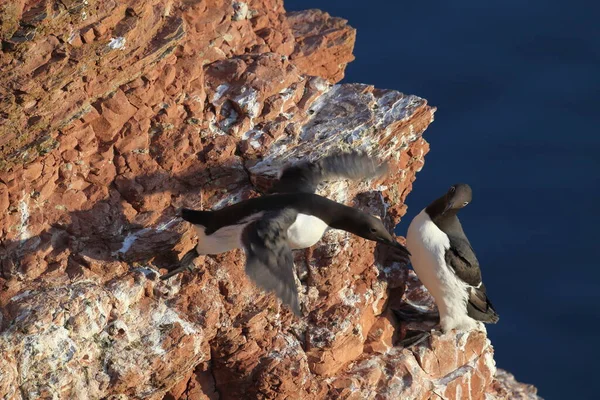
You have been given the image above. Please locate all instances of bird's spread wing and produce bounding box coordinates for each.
[268,151,388,194]
[241,208,301,315]
[445,235,499,323]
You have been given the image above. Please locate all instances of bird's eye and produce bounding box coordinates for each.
[463,201,469,206]
[370,227,377,233]
[449,186,456,193]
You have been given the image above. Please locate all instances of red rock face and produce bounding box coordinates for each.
[0,1,539,399]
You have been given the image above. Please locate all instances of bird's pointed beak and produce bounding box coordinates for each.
[442,202,454,215]
[379,233,411,257]
[392,240,411,257]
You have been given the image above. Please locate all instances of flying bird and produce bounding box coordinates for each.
[162,151,410,315]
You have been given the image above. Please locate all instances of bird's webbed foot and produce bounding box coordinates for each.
[377,242,411,266]
[398,330,432,348]
[388,246,411,264]
[392,306,439,323]
[160,248,200,280]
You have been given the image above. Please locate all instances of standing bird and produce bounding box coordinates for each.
[162,152,410,315]
[405,184,498,332]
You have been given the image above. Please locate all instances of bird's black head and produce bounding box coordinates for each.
[442,183,472,214]
[338,213,410,257]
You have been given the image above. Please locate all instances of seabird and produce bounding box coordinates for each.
[161,152,410,315]
[405,183,499,332]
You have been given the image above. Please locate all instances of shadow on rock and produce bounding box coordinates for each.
[0,163,254,282]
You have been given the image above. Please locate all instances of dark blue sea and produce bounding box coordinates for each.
[285,1,599,398]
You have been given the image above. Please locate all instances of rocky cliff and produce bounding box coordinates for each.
[0,1,540,399]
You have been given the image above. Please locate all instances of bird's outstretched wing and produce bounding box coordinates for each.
[241,208,301,315]
[445,235,499,323]
[268,151,388,194]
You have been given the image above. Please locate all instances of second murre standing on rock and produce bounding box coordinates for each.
[162,152,410,315]
[406,183,499,332]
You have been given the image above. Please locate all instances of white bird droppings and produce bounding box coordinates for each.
[108,37,126,50]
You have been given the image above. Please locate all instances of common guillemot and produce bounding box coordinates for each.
[161,152,410,315]
[405,183,499,332]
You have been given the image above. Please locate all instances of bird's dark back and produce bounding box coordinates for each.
[192,193,356,233]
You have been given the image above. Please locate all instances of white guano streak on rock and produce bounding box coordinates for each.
[242,128,263,140]
[108,277,204,363]
[107,37,126,50]
[338,287,361,308]
[8,290,33,303]
[19,325,78,384]
[117,231,143,254]
[212,83,230,104]
[456,331,469,352]
[110,279,146,315]
[247,84,337,176]
[267,332,303,362]
[18,193,31,241]
[234,87,260,118]
[211,188,247,209]
[373,185,390,219]
[308,325,337,348]
[370,280,388,313]
[415,147,426,172]
[116,218,178,254]
[249,84,426,181]
[67,30,78,44]
[150,303,202,355]
[219,105,239,132]
[483,340,496,376]
[235,86,264,143]
[232,2,249,21]
[153,305,198,336]
[208,114,228,136]
[320,180,349,204]
[278,86,296,115]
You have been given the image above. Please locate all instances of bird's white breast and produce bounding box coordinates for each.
[406,209,479,332]
[286,213,329,249]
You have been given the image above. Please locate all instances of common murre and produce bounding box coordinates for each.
[161,152,410,315]
[405,183,499,332]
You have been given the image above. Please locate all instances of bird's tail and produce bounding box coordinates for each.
[467,285,499,324]
[179,208,213,226]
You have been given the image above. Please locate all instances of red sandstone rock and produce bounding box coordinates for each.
[287,9,356,82]
[489,369,542,399]
[0,1,538,399]
[365,309,397,354]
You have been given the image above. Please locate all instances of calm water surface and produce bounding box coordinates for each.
[284,1,600,398]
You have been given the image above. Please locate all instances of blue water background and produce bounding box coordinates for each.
[284,1,600,398]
